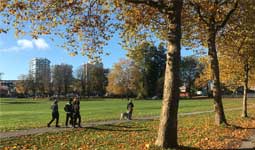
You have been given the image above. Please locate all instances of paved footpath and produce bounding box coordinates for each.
[1,106,253,139]
[240,129,255,149]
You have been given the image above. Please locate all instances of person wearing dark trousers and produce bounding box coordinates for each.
[72,97,81,128]
[47,99,60,127]
[64,98,73,127]
[127,99,134,120]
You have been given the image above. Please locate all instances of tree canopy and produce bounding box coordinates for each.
[1,0,183,148]
[3,0,255,148]
[0,0,117,61]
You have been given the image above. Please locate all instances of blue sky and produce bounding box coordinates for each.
[0,29,193,80]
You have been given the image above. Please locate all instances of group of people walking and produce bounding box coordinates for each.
[47,97,134,128]
[47,97,81,128]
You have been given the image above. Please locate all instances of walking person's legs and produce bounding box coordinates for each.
[129,110,133,120]
[48,113,55,127]
[78,113,81,127]
[55,113,59,127]
[73,113,77,127]
[65,114,69,126]
[70,114,73,126]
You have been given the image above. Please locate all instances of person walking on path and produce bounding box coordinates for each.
[127,99,134,120]
[72,97,81,128]
[64,98,73,127]
[47,99,60,127]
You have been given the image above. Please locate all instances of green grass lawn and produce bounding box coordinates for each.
[0,97,254,131]
[1,107,255,150]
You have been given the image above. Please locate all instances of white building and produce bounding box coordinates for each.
[29,58,51,82]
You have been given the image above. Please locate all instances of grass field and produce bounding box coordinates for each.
[1,107,255,150]
[0,97,255,131]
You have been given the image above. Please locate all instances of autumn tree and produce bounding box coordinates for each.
[116,1,183,147]
[180,56,204,98]
[33,71,50,96]
[75,66,86,96]
[106,59,140,98]
[51,66,62,95]
[89,63,105,96]
[194,56,216,97]
[15,74,36,96]
[183,0,240,125]
[0,0,116,61]
[219,56,242,93]
[103,68,110,96]
[127,42,166,98]
[70,77,82,95]
[218,0,255,117]
[77,62,106,97]
[16,74,29,95]
[51,64,73,95]
[0,0,183,148]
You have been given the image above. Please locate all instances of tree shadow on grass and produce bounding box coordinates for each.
[176,145,200,150]
[104,124,133,128]
[227,124,255,130]
[84,125,149,132]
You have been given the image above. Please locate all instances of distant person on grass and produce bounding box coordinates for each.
[47,99,60,127]
[72,97,81,128]
[64,98,73,127]
[127,99,134,120]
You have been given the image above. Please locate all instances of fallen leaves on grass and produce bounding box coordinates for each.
[1,110,255,150]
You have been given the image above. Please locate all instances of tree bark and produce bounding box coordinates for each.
[155,0,182,148]
[208,28,227,125]
[242,62,249,117]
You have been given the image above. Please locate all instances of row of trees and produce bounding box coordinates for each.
[106,42,207,99]
[107,42,166,99]
[1,0,255,148]
[16,63,107,97]
[14,42,205,99]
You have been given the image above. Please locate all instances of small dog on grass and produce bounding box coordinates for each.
[120,111,130,120]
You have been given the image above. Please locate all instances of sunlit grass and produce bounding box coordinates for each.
[0,97,254,131]
[1,108,254,150]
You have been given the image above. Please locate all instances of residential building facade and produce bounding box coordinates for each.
[29,58,51,81]
[29,58,51,94]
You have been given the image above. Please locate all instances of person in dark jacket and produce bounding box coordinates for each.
[47,99,60,127]
[72,97,81,128]
[64,98,73,127]
[127,99,134,120]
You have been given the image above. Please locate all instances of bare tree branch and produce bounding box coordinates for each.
[188,0,210,25]
[216,1,238,30]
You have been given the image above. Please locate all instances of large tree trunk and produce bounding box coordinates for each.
[208,28,227,125]
[242,62,249,117]
[155,1,182,148]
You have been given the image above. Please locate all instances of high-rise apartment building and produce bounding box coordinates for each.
[29,58,51,82]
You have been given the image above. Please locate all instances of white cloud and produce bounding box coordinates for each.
[33,38,49,49]
[17,39,34,49]
[0,38,49,52]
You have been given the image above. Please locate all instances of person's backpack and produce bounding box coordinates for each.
[64,103,71,112]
